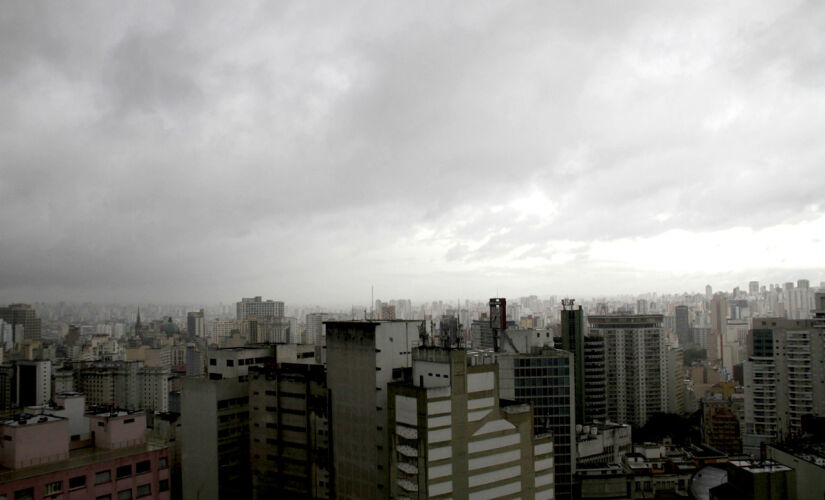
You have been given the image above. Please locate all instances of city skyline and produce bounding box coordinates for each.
[3,2,825,305]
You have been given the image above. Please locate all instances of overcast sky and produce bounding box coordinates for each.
[2,1,824,306]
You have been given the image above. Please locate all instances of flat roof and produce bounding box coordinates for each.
[1,414,65,427]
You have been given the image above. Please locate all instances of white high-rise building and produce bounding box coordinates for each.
[588,314,668,428]
[236,296,284,321]
[306,312,330,346]
[388,347,555,500]
[743,306,825,456]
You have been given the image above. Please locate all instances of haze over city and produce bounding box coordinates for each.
[2,1,825,306]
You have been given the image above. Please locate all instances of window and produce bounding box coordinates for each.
[159,480,169,492]
[136,460,151,474]
[124,418,135,424]
[226,360,234,367]
[116,465,132,479]
[44,481,63,495]
[96,496,112,500]
[95,470,111,484]
[97,421,105,427]
[136,484,151,498]
[14,489,33,500]
[117,489,132,500]
[69,475,86,489]
[158,457,168,469]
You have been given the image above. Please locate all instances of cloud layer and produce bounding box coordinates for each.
[2,1,824,305]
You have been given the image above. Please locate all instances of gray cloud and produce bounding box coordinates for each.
[2,1,825,304]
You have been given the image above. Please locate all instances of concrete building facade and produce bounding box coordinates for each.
[388,347,554,499]
[588,314,668,428]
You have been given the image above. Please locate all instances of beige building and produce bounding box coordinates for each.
[388,347,554,499]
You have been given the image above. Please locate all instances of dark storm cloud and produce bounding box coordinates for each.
[1,0,824,304]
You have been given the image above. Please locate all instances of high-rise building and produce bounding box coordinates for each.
[388,347,555,500]
[324,320,421,499]
[248,362,331,499]
[0,303,42,342]
[557,300,606,425]
[675,305,690,346]
[497,346,574,500]
[15,360,51,407]
[182,377,251,500]
[306,312,331,346]
[743,313,825,456]
[187,309,205,339]
[588,314,667,427]
[710,294,728,365]
[236,296,284,321]
[666,347,686,414]
[73,360,169,413]
[748,281,760,296]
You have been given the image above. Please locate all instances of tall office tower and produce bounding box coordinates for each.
[306,313,331,346]
[558,300,607,425]
[588,314,667,428]
[470,320,494,350]
[182,347,274,500]
[0,303,42,342]
[237,296,284,321]
[709,294,728,364]
[705,285,713,301]
[675,305,690,346]
[439,315,459,347]
[15,360,51,406]
[498,346,574,500]
[388,347,555,500]
[325,320,421,499]
[743,314,825,456]
[748,281,760,296]
[636,299,648,314]
[666,347,686,414]
[249,363,331,499]
[186,309,205,339]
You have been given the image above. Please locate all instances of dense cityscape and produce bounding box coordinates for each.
[4,1,825,499]
[0,279,823,499]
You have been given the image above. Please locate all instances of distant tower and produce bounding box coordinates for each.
[135,308,143,335]
[489,298,507,352]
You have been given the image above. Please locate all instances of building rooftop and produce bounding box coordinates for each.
[729,460,792,473]
[1,413,65,427]
[770,442,825,469]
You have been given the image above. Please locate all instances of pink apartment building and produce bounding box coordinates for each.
[0,410,169,500]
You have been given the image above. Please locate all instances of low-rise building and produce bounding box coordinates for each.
[0,410,170,500]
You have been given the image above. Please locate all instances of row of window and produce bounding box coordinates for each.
[6,478,168,500]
